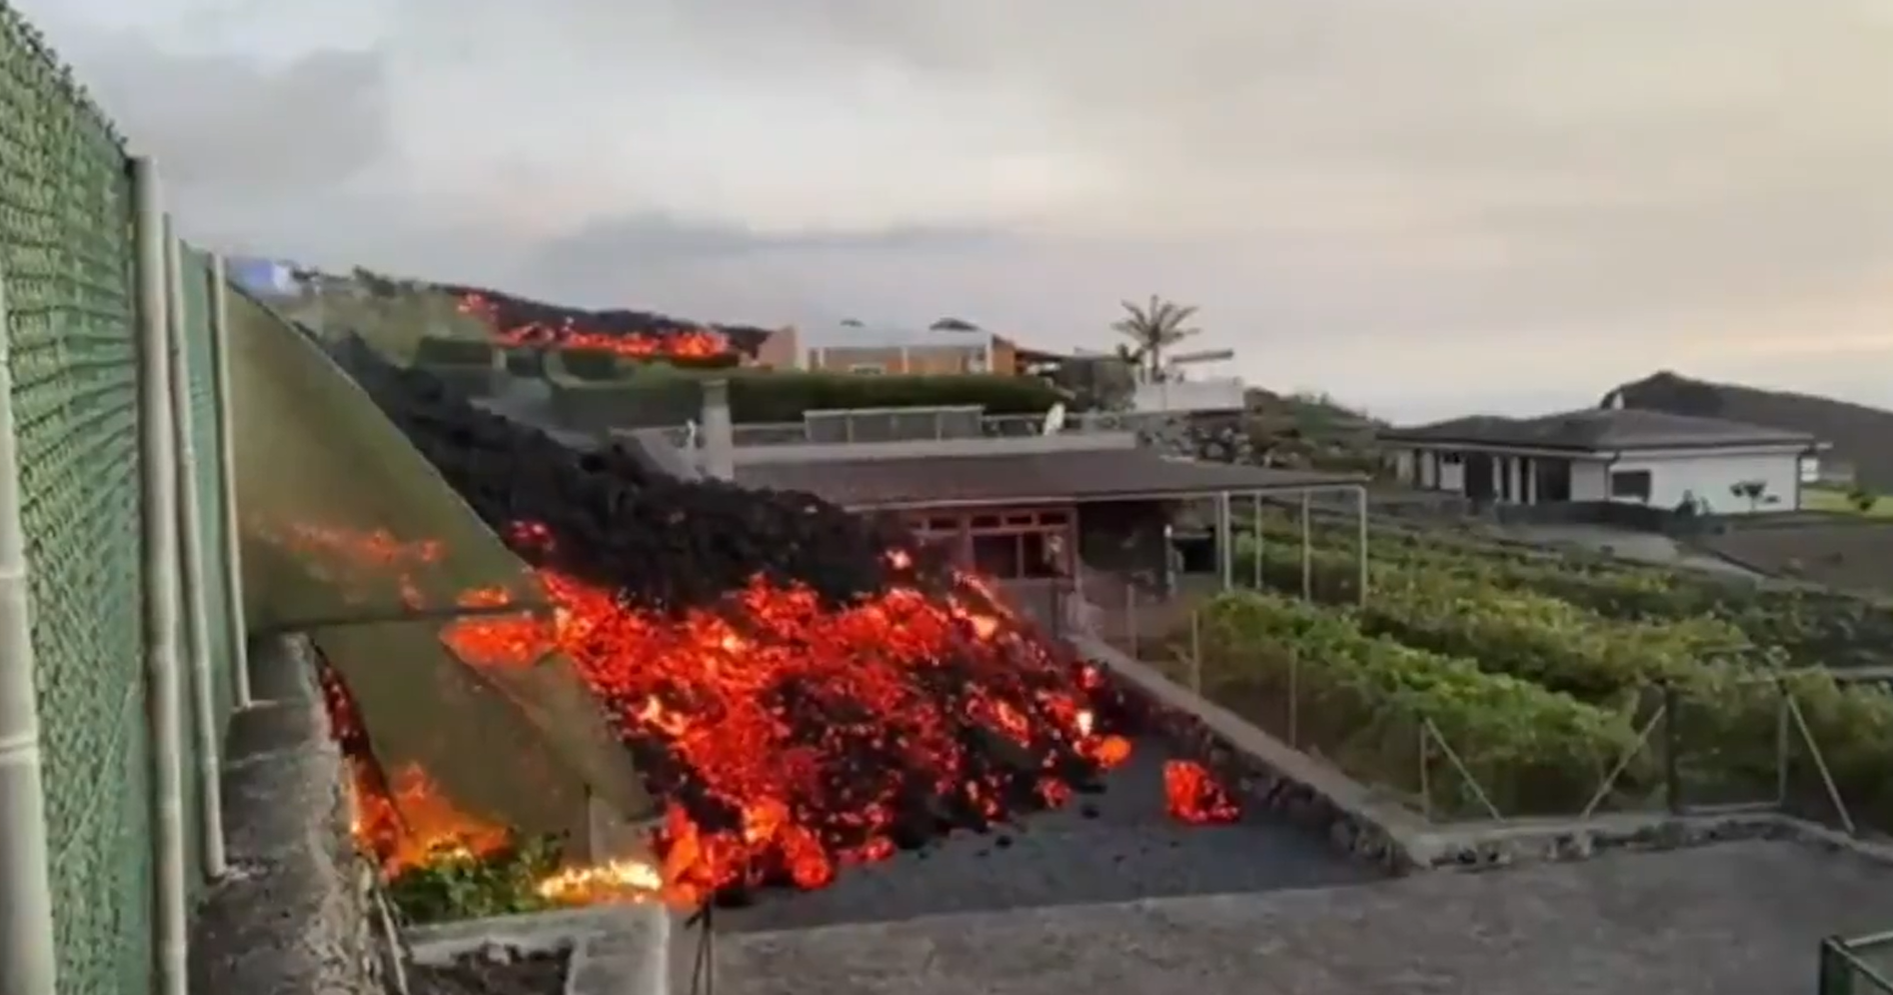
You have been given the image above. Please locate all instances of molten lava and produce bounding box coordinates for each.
[440,529,1132,905]
[459,292,732,360]
[307,521,1268,909]
[1163,760,1241,825]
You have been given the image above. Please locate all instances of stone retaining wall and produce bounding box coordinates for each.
[408,906,677,995]
[189,635,388,993]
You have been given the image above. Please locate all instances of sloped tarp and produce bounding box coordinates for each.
[226,287,656,848]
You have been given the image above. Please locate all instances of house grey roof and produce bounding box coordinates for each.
[734,449,1361,509]
[1378,407,1819,452]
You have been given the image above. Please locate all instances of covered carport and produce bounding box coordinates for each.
[733,447,1372,607]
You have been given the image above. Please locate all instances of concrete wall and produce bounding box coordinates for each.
[190,636,386,994]
[1609,450,1802,514]
[730,430,1138,466]
[752,326,801,370]
[806,343,993,375]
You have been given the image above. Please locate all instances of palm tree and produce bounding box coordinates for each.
[1111,295,1201,383]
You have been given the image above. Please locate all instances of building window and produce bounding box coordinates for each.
[1609,469,1653,501]
[849,363,884,375]
[1440,452,1463,466]
[971,533,1023,578]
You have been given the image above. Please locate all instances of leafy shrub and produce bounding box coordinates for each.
[559,347,622,381]
[412,336,498,367]
[503,348,545,377]
[385,835,565,924]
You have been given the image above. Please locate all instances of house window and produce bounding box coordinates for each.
[1609,469,1653,501]
[971,533,1023,578]
[849,363,884,375]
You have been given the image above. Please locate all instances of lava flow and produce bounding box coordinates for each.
[459,292,732,359]
[1163,760,1242,825]
[441,533,1135,906]
[290,518,1248,909]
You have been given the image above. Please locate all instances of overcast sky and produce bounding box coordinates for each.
[22,0,1893,421]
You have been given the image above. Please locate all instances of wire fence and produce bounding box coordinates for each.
[1066,575,1893,839]
[0,8,246,995]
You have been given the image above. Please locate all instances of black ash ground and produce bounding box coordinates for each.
[712,734,1378,934]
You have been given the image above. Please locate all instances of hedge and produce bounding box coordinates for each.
[412,335,498,367]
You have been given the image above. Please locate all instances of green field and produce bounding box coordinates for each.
[1151,510,1893,829]
[1805,485,1893,518]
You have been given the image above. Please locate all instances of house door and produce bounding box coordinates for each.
[1463,453,1496,500]
[1534,459,1572,502]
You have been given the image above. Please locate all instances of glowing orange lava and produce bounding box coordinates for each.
[314,522,1154,908]
[458,292,732,360]
[1163,760,1241,825]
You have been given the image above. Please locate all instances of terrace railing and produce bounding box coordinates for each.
[652,407,1140,451]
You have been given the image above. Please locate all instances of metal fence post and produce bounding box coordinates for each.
[1660,681,1683,815]
[0,209,61,995]
[1819,938,1856,995]
[132,159,190,995]
[206,254,250,708]
[1299,490,1313,601]
[1188,607,1202,693]
[1250,493,1263,590]
[167,233,226,879]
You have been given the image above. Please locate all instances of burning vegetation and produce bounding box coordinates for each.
[317,336,1238,913]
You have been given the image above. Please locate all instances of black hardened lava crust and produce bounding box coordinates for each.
[331,336,1113,897]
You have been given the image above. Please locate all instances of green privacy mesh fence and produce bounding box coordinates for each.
[0,7,154,995]
[0,7,249,995]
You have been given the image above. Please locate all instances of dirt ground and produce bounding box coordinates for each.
[709,839,1893,995]
[1694,521,1893,594]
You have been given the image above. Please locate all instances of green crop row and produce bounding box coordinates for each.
[1191,591,1648,817]
[1242,514,1893,670]
[1192,591,1893,827]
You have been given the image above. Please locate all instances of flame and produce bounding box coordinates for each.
[459,292,732,360]
[1163,760,1241,825]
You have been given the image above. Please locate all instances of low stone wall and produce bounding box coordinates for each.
[189,635,388,993]
[408,906,677,995]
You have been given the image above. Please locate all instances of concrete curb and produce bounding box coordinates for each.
[408,904,677,995]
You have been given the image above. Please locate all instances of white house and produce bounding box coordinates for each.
[1379,405,1826,515]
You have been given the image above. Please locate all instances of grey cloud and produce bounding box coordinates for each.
[20,0,1893,417]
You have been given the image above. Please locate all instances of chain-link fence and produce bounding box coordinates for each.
[0,7,268,994]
